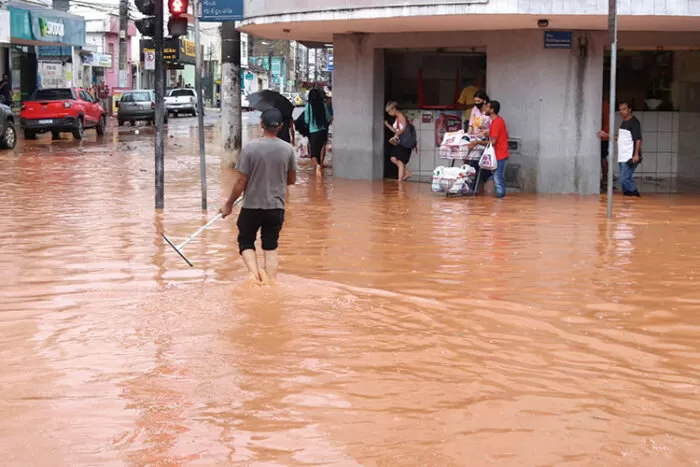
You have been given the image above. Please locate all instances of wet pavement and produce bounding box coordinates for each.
[1,114,699,466]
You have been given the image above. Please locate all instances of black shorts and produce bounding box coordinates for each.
[308,130,328,161]
[391,144,412,164]
[601,140,609,160]
[237,208,285,253]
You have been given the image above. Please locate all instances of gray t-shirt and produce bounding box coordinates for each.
[236,137,297,210]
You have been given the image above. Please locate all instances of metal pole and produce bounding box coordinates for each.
[607,0,618,218]
[194,0,207,211]
[154,0,165,210]
[268,47,273,89]
[118,0,129,88]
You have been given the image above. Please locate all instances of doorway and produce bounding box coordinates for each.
[383,49,487,180]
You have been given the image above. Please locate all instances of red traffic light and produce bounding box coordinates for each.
[168,0,189,15]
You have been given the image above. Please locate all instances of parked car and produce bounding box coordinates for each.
[0,102,16,149]
[19,88,105,140]
[165,88,197,117]
[117,90,167,126]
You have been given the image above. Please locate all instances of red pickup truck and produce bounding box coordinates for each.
[20,88,106,140]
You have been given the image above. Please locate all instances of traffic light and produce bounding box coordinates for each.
[168,0,189,37]
[135,0,157,37]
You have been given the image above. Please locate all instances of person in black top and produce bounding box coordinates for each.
[599,100,642,197]
[616,101,642,197]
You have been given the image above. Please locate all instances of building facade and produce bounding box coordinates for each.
[2,1,86,110]
[241,0,700,193]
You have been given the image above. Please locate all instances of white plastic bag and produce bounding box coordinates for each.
[479,143,497,170]
[431,165,476,194]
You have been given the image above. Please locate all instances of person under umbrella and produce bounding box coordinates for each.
[248,90,295,145]
[304,88,332,176]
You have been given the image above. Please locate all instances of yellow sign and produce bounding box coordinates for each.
[112,90,123,115]
[181,39,196,58]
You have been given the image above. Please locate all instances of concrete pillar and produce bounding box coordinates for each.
[332,34,385,180]
[487,30,605,194]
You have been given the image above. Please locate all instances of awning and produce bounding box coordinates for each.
[7,1,86,47]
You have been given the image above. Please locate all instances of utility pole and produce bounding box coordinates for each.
[607,0,618,218]
[154,0,165,209]
[220,22,241,167]
[118,0,129,88]
[194,0,207,211]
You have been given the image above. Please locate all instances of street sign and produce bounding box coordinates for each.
[200,0,243,22]
[145,49,155,70]
[544,31,572,49]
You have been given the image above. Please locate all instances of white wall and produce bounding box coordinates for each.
[246,0,700,20]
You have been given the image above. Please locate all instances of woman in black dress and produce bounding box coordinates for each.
[384,101,413,181]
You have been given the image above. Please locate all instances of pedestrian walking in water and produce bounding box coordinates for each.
[220,108,297,284]
[384,101,413,182]
[305,88,332,176]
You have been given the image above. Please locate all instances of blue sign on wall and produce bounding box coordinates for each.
[327,53,334,72]
[200,0,243,22]
[544,31,572,49]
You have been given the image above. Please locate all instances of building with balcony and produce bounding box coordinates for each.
[241,0,700,194]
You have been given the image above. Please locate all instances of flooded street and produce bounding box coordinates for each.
[1,114,699,466]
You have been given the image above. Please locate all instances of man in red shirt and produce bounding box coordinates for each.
[485,100,509,197]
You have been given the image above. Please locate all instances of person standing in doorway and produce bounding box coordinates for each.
[384,101,413,182]
[616,101,642,197]
[457,75,483,130]
[305,88,331,176]
[219,108,297,284]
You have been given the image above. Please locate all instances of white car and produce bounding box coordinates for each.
[165,88,197,117]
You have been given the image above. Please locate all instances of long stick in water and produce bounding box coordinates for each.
[162,198,242,267]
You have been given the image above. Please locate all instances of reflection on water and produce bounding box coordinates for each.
[1,121,699,465]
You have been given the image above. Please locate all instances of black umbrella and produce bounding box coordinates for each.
[248,90,294,119]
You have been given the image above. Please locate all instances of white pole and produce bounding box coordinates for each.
[194,0,207,211]
[607,0,617,219]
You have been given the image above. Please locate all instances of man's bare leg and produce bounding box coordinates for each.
[241,249,262,283]
[263,250,279,282]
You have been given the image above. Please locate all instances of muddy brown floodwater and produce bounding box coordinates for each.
[1,119,699,466]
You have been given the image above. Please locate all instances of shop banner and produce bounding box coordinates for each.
[179,39,196,65]
[8,6,85,47]
[82,53,113,68]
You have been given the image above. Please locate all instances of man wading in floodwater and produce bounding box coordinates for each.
[220,108,297,284]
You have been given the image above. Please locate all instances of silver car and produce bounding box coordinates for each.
[117,90,168,126]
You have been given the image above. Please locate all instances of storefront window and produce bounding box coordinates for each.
[385,50,486,110]
[606,51,675,111]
